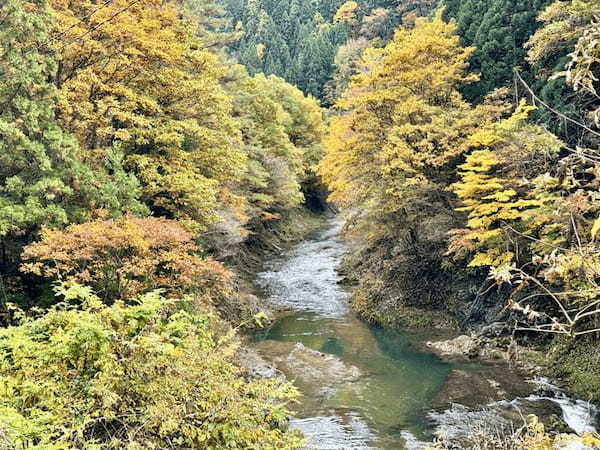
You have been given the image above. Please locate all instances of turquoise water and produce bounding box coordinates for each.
[251,220,598,449]
[254,312,456,447]
[250,220,464,448]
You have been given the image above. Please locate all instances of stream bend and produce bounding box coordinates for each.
[252,220,599,449]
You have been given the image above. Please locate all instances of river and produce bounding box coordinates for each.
[251,219,598,449]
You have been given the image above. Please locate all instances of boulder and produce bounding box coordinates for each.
[426,335,481,359]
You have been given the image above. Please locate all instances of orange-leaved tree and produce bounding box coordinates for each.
[21,217,231,302]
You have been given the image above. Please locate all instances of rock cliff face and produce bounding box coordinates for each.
[341,229,519,333]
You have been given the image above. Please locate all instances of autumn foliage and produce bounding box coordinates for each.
[320,11,600,340]
[21,217,230,301]
[0,285,302,449]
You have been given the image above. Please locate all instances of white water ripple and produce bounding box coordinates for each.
[291,415,375,449]
[257,220,350,318]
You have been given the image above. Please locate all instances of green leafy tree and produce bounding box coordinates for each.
[0,0,143,268]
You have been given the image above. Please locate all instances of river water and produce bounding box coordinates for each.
[251,220,598,449]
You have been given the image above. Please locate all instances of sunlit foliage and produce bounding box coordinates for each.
[320,15,499,218]
[321,9,600,338]
[449,102,563,268]
[50,0,246,232]
[0,0,143,240]
[319,15,505,324]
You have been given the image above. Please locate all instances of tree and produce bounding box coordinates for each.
[50,0,246,232]
[360,8,391,40]
[319,15,502,323]
[449,102,562,268]
[224,70,325,230]
[334,1,359,35]
[0,0,144,275]
[527,0,600,130]
[443,0,552,102]
[184,0,242,50]
[0,0,81,238]
[320,15,483,211]
[21,217,230,302]
[450,99,600,337]
[223,0,357,100]
[325,37,371,103]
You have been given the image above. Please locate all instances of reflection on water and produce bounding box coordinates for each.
[253,220,598,449]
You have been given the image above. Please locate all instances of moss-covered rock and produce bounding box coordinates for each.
[547,337,600,405]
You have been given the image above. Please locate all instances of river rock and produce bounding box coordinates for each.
[426,335,481,359]
[478,321,510,338]
[431,366,536,410]
[237,347,282,380]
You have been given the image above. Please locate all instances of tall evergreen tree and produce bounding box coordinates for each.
[223,0,353,100]
[0,0,137,238]
[0,0,144,270]
[443,0,551,102]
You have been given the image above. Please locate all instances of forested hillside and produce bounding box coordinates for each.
[222,0,435,102]
[319,0,600,408]
[0,0,323,446]
[1,0,600,447]
[442,0,552,102]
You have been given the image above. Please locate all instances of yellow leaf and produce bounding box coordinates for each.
[592,217,600,240]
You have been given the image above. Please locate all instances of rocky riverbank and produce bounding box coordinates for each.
[422,333,599,444]
[239,219,600,449]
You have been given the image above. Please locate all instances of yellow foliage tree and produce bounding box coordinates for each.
[318,15,506,323]
[334,1,359,27]
[227,70,325,226]
[319,15,486,216]
[450,102,562,267]
[50,0,245,231]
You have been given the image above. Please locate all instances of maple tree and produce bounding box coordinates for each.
[21,217,231,302]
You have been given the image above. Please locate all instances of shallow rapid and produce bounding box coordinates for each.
[252,220,598,449]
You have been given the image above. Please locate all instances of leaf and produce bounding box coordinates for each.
[592,216,600,240]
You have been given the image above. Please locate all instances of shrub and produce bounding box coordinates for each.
[21,217,231,302]
[0,284,303,449]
